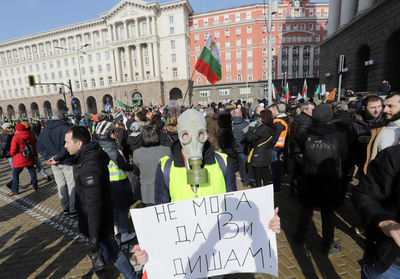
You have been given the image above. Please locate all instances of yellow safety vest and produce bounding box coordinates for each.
[160,152,228,202]
[108,159,128,181]
[273,118,288,148]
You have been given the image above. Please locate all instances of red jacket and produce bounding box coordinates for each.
[10,131,36,168]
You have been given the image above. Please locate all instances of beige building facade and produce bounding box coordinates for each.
[0,0,193,119]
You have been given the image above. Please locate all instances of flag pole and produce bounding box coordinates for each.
[183,69,196,105]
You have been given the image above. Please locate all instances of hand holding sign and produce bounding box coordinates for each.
[131,186,280,278]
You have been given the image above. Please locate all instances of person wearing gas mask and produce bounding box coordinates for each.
[132,109,281,267]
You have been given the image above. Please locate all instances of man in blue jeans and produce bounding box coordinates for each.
[353,144,400,278]
[232,108,250,186]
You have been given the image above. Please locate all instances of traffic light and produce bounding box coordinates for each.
[28,75,36,87]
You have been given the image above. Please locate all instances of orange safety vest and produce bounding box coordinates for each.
[273,118,288,148]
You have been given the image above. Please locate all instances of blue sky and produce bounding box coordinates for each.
[0,0,328,42]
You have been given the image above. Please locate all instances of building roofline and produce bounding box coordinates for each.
[189,1,329,19]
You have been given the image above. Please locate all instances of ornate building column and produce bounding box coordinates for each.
[153,42,160,77]
[149,43,155,77]
[299,46,304,77]
[135,19,140,37]
[327,0,341,36]
[288,46,293,78]
[146,16,151,35]
[112,24,117,41]
[339,0,357,27]
[151,16,157,36]
[99,29,104,46]
[124,21,129,39]
[125,46,134,81]
[114,48,122,83]
[309,46,315,77]
[136,44,144,80]
[357,0,375,14]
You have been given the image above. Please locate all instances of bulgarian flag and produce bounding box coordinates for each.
[284,82,290,100]
[273,83,278,99]
[195,36,221,85]
[301,79,308,98]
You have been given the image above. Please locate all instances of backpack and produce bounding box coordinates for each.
[303,134,342,177]
[22,140,36,159]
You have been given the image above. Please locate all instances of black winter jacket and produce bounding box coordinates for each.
[298,123,348,209]
[293,112,313,154]
[72,141,114,252]
[0,130,12,158]
[37,120,72,164]
[247,123,276,167]
[352,145,400,274]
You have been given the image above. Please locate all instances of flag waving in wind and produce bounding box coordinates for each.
[272,83,278,99]
[284,82,290,100]
[195,36,222,85]
[301,79,308,98]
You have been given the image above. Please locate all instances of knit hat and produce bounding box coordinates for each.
[130,122,140,133]
[1,122,11,130]
[312,104,333,124]
[15,123,25,131]
[53,111,65,120]
[95,121,114,140]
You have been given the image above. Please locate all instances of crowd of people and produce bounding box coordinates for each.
[0,89,399,278]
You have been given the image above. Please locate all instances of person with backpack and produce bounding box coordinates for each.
[8,123,38,196]
[294,104,349,256]
[0,123,14,189]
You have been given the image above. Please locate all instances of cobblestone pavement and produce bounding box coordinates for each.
[0,158,364,278]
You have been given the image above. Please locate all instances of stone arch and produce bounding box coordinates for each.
[102,94,114,110]
[384,29,400,91]
[57,99,67,113]
[43,101,52,118]
[354,45,371,92]
[131,91,143,106]
[169,87,183,100]
[18,103,27,118]
[7,105,15,119]
[71,98,82,115]
[87,96,97,114]
[31,102,40,117]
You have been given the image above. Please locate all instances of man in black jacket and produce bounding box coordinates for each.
[64,126,137,279]
[352,145,400,277]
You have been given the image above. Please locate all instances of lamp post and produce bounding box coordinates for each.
[266,0,278,105]
[55,43,90,114]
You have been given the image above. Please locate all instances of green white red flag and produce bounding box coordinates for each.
[273,84,278,99]
[301,79,308,98]
[195,36,221,85]
[284,82,290,100]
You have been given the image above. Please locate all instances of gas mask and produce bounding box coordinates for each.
[177,109,208,185]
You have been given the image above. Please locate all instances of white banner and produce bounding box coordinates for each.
[130,185,278,279]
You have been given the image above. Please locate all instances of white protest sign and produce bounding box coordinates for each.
[130,185,278,279]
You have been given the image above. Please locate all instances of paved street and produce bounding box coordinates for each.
[0,158,364,278]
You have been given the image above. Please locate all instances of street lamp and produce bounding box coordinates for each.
[55,43,90,114]
[265,0,278,105]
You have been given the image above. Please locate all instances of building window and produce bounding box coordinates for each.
[145,57,149,65]
[194,20,198,28]
[200,90,210,97]
[247,38,252,45]
[195,34,199,41]
[88,54,92,62]
[247,26,252,33]
[286,24,290,31]
[83,80,88,87]
[226,52,231,60]
[215,31,219,38]
[226,63,231,72]
[195,45,200,52]
[262,48,267,56]
[169,15,174,23]
[106,64,111,71]
[246,11,251,20]
[75,81,80,89]
[226,41,230,48]
[236,27,241,35]
[172,53,177,63]
[100,78,104,86]
[224,15,229,23]
[235,13,240,22]
[225,29,230,37]
[172,68,178,78]
[96,53,101,61]
[248,60,253,69]
[316,24,320,31]
[170,27,175,34]
[204,19,208,26]
[197,77,202,85]
[91,79,96,87]
[105,51,110,59]
[240,87,251,95]
[247,49,253,57]
[108,77,112,85]
[236,50,242,59]
[262,24,267,33]
[237,74,242,82]
[98,65,102,72]
[263,71,267,80]
[236,39,241,46]
[214,16,219,25]
[90,66,94,73]
[237,61,242,71]
[170,40,176,49]
[204,32,209,40]
[219,88,230,96]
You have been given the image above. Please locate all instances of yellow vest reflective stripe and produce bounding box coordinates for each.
[108,160,128,181]
[273,118,288,147]
[160,152,228,202]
